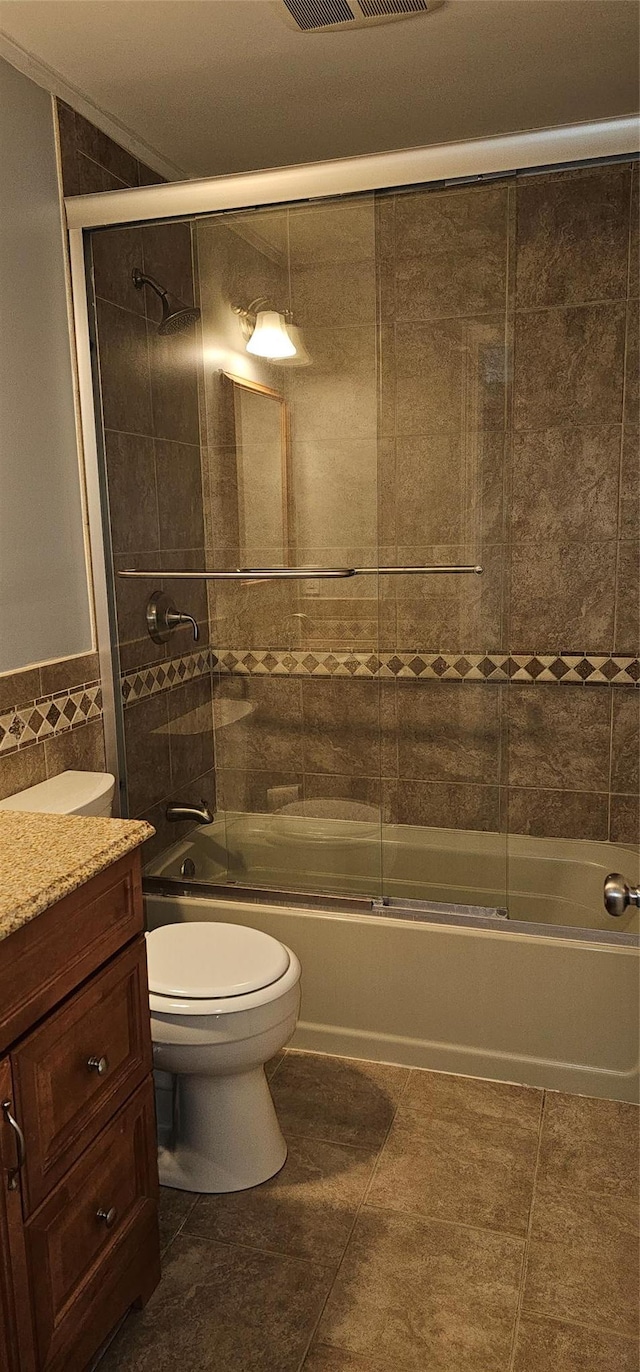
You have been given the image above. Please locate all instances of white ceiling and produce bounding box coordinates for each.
[0,0,638,179]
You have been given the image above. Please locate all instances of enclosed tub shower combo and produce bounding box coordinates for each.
[64,119,639,1185]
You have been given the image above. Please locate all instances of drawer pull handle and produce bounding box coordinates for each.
[2,1100,26,1192]
[97,1205,118,1229]
[87,1055,109,1076]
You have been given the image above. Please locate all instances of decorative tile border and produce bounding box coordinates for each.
[119,647,640,705]
[6,644,635,759]
[0,681,103,758]
[213,649,640,686]
[5,642,634,762]
[121,648,212,707]
[508,654,640,684]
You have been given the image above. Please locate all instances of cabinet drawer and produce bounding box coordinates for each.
[0,851,144,1053]
[24,1077,159,1372]
[12,938,152,1215]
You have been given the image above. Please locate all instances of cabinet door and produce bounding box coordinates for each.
[12,938,151,1215]
[0,851,144,1056]
[24,1078,159,1372]
[0,1057,35,1372]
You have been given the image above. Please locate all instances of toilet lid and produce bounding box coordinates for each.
[146,922,290,999]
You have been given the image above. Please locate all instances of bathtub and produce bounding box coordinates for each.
[145,814,639,1104]
[148,810,640,932]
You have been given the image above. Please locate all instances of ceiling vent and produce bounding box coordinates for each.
[279,0,444,32]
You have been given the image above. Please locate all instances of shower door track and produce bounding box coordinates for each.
[142,876,639,946]
[65,119,638,231]
[143,875,510,929]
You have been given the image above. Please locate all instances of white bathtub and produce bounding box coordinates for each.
[145,815,639,1104]
[148,810,640,933]
[145,892,639,1104]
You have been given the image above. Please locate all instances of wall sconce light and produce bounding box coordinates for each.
[278,322,311,368]
[247,309,296,359]
[233,297,298,361]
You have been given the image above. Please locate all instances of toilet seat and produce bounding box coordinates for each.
[146,922,297,1016]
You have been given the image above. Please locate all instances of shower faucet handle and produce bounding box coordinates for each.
[146,590,200,644]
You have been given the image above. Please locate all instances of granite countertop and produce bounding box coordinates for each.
[0,811,154,943]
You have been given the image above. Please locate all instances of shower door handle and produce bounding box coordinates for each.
[603,873,640,917]
[120,564,484,582]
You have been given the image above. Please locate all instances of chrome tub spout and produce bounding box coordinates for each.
[166,800,214,825]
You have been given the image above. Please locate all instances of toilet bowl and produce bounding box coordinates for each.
[146,921,301,1194]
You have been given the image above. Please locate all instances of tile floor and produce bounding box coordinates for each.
[101,1051,639,1372]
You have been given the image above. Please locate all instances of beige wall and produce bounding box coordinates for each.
[0,59,92,675]
[0,90,166,807]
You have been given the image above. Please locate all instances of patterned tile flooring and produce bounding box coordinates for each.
[101,1051,639,1372]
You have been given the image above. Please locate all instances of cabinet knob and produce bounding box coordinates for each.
[96,1205,117,1229]
[87,1055,109,1076]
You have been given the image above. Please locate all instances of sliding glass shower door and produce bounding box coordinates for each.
[87,179,511,913]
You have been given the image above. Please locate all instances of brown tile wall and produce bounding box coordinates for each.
[204,163,639,846]
[510,164,636,658]
[211,673,639,844]
[289,199,379,654]
[56,100,166,194]
[377,163,638,662]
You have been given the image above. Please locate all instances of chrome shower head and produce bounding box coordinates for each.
[158,301,201,336]
[132,267,200,336]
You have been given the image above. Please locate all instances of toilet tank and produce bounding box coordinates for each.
[0,770,115,817]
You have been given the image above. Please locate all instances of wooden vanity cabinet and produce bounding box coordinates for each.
[0,849,160,1372]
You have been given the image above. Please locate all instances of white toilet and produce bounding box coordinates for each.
[146,920,301,1194]
[0,768,115,816]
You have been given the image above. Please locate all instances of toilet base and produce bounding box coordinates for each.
[158,1066,287,1193]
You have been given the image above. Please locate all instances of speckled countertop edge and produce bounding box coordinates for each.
[0,811,154,943]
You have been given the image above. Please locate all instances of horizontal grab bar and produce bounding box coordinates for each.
[117,564,483,581]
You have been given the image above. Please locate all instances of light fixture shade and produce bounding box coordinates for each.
[246,310,296,359]
[277,323,311,367]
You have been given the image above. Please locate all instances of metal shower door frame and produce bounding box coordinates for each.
[66,116,640,805]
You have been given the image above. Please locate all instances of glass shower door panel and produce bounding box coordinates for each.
[198,195,384,897]
[376,180,511,915]
[85,215,217,872]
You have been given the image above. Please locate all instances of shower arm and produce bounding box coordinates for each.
[117,565,483,581]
